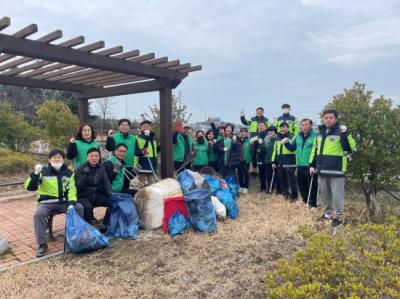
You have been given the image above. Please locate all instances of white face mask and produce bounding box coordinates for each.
[282,108,290,114]
[51,162,63,171]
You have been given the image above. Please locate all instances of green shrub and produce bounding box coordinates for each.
[0,148,33,174]
[266,218,400,298]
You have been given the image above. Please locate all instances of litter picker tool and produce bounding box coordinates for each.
[174,151,197,176]
[268,170,276,194]
[147,155,159,182]
[306,175,315,206]
[123,168,145,188]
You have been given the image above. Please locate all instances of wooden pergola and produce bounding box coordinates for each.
[0,16,201,178]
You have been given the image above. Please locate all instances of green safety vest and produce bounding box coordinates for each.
[192,141,209,166]
[74,139,100,169]
[24,165,77,204]
[207,141,218,162]
[107,156,125,192]
[274,115,299,135]
[240,138,252,164]
[295,131,316,167]
[173,133,193,162]
[136,136,158,158]
[309,125,356,176]
[271,133,296,167]
[112,132,137,167]
[245,116,270,137]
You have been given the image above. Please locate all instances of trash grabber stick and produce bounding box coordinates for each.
[147,155,159,182]
[174,151,197,175]
[269,170,276,194]
[123,168,145,188]
[306,175,314,206]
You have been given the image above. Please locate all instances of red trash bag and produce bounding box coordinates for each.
[163,197,189,233]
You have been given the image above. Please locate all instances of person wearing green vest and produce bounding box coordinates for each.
[208,117,225,141]
[173,122,194,173]
[240,107,270,176]
[205,129,219,171]
[24,149,83,257]
[272,122,298,202]
[309,109,356,228]
[238,127,251,194]
[192,130,209,172]
[106,119,144,190]
[136,120,160,185]
[284,119,317,208]
[264,126,278,194]
[103,143,136,195]
[67,123,100,169]
[274,103,299,135]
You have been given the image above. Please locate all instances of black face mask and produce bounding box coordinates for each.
[197,136,205,144]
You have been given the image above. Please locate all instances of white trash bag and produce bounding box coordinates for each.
[211,196,227,219]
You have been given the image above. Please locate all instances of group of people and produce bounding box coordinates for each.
[24,103,356,257]
[173,104,356,229]
[25,119,157,257]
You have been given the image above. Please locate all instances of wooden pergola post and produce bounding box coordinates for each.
[159,84,174,178]
[79,98,89,123]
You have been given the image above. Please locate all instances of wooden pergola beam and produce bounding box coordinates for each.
[0,74,94,92]
[0,33,185,80]
[77,79,169,99]
[0,17,10,31]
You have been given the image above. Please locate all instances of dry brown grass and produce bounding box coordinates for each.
[0,193,316,299]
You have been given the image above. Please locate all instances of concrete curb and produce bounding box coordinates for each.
[0,250,64,273]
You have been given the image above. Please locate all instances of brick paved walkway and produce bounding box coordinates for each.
[0,196,105,269]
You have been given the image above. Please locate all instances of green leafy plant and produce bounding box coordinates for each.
[0,147,33,174]
[266,218,400,298]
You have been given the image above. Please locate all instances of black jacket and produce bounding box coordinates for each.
[216,137,241,168]
[75,162,112,199]
[137,131,160,171]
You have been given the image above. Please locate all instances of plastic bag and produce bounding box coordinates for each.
[203,175,221,194]
[184,189,217,233]
[187,170,205,188]
[106,193,139,240]
[163,197,189,234]
[215,189,239,219]
[177,170,195,194]
[168,211,191,237]
[65,206,109,254]
[211,196,227,219]
[225,176,240,199]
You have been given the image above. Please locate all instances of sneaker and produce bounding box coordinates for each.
[36,243,48,257]
[310,206,318,212]
[242,188,248,194]
[317,214,332,222]
[331,218,343,228]
[239,187,244,193]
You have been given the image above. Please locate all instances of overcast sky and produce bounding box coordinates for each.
[3,0,400,123]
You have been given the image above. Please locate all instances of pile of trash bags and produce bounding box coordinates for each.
[65,192,140,254]
[166,169,240,237]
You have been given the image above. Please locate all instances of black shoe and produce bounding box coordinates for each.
[317,214,331,222]
[331,218,343,228]
[289,198,297,203]
[36,243,48,257]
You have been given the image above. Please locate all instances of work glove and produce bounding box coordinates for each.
[113,160,123,172]
[144,130,151,136]
[309,167,316,176]
[250,136,259,143]
[107,130,114,137]
[143,148,149,155]
[69,137,76,143]
[240,109,245,117]
[340,125,347,133]
[224,146,229,152]
[272,164,277,171]
[175,122,183,133]
[207,117,213,124]
[34,164,43,175]
[281,137,289,144]
[258,138,264,144]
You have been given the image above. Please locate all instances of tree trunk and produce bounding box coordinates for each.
[361,177,380,217]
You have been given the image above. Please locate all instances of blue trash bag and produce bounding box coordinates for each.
[203,175,221,194]
[215,189,239,219]
[106,193,139,240]
[178,170,195,194]
[65,206,109,254]
[168,211,191,237]
[225,175,240,199]
[184,189,217,233]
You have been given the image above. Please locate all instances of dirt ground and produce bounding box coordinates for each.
[0,193,316,299]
